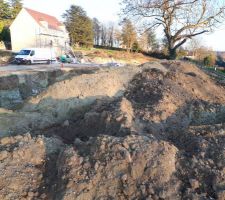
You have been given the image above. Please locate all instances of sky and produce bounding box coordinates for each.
[22,0,225,51]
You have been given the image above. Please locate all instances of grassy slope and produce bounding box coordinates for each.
[74,48,158,64]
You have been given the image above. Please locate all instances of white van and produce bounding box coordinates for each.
[15,48,56,65]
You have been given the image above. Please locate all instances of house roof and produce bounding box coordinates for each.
[24,7,63,31]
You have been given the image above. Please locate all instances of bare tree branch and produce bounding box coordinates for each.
[121,0,225,59]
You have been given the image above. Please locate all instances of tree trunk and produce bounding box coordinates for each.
[168,47,177,60]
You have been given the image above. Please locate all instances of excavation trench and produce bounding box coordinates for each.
[39,63,225,147]
[0,64,146,137]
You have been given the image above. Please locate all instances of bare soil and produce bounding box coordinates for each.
[0,61,225,200]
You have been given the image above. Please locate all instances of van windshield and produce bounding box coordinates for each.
[18,50,31,55]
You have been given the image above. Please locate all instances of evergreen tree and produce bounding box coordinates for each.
[0,0,11,20]
[63,5,93,47]
[0,0,11,44]
[0,0,22,46]
[10,0,22,19]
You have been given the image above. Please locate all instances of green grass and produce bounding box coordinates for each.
[205,66,225,76]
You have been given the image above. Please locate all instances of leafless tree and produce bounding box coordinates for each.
[121,19,137,52]
[93,18,101,46]
[101,25,107,46]
[96,22,120,48]
[114,28,122,47]
[139,30,158,51]
[121,0,225,59]
[107,23,115,47]
[187,38,203,57]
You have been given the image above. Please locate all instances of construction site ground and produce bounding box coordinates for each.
[0,55,225,200]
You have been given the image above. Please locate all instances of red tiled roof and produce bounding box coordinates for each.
[24,7,63,30]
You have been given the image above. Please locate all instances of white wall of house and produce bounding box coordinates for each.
[10,8,39,51]
[10,8,70,56]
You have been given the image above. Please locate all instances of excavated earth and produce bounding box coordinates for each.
[0,61,225,200]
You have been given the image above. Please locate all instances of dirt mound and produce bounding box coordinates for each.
[0,134,63,200]
[38,61,225,199]
[0,134,178,200]
[56,135,179,200]
[42,61,225,143]
[0,61,225,199]
[0,132,224,200]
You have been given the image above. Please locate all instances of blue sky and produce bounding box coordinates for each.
[22,0,225,51]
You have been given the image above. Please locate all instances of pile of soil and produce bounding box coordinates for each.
[43,61,225,142]
[0,134,63,200]
[0,61,225,199]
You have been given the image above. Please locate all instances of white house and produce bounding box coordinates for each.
[10,8,70,56]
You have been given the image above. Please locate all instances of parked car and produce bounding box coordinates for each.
[59,54,77,63]
[15,48,56,65]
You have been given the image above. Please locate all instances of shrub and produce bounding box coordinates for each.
[203,55,216,66]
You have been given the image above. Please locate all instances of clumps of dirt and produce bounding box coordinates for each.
[0,132,224,200]
[0,61,225,199]
[56,135,179,200]
[189,100,225,126]
[0,134,180,200]
[125,68,165,105]
[123,61,225,135]
[44,61,225,143]
[174,123,225,199]
[42,97,135,143]
[0,134,63,200]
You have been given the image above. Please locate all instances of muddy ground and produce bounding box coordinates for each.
[0,61,225,200]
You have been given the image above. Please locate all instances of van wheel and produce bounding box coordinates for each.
[27,60,32,65]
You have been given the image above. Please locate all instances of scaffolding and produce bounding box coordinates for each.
[35,27,70,56]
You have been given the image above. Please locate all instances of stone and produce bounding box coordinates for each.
[217,190,225,200]
[189,179,199,190]
[0,150,8,161]
[74,138,83,145]
[27,192,34,197]
[94,162,99,171]
[62,120,70,127]
[0,137,11,145]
